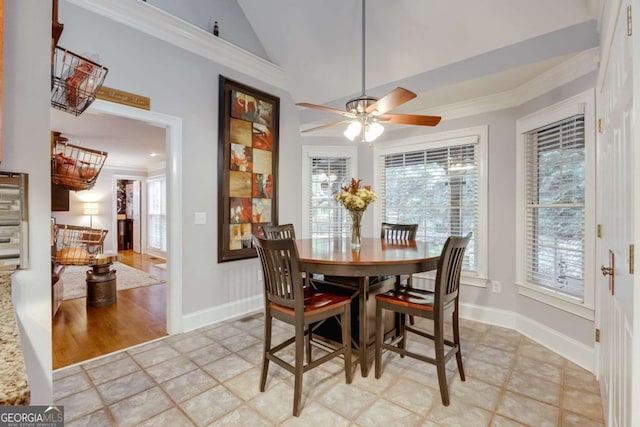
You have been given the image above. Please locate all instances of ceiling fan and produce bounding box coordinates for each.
[296,0,441,144]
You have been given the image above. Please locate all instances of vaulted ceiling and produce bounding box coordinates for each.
[238,0,597,107]
[51,0,599,167]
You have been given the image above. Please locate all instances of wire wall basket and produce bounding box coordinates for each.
[51,140,108,191]
[51,46,109,116]
[53,224,107,266]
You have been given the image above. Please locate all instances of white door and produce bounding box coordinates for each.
[132,180,141,253]
[596,1,636,425]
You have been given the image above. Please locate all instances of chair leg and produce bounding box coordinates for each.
[293,321,305,417]
[341,305,353,384]
[260,312,272,392]
[452,309,465,381]
[406,276,415,325]
[375,302,383,379]
[305,326,312,364]
[434,319,450,406]
[399,313,407,358]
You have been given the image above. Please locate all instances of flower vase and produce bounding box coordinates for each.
[349,210,363,249]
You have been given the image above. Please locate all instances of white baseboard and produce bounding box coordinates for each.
[459,302,518,330]
[182,295,263,332]
[180,297,594,372]
[460,302,594,372]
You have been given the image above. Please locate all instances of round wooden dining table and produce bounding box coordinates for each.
[296,237,440,376]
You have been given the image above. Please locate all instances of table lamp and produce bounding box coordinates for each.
[83,202,99,228]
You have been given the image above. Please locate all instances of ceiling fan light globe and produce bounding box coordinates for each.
[365,122,384,142]
[344,121,362,141]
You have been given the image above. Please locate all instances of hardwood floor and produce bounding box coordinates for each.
[52,251,168,370]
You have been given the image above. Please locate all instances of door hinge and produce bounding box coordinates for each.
[597,224,602,238]
[595,328,601,343]
[630,244,635,274]
[598,118,603,133]
[628,5,633,36]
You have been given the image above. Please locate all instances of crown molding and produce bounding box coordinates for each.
[425,48,600,122]
[102,163,149,173]
[65,0,287,90]
[301,47,600,135]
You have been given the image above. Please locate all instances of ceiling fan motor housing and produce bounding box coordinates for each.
[346,96,378,115]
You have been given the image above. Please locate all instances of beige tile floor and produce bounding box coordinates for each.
[53,314,605,426]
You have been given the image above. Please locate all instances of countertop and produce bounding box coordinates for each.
[0,272,30,405]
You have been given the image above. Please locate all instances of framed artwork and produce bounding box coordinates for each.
[218,76,279,262]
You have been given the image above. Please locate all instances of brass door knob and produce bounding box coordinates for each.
[601,266,614,276]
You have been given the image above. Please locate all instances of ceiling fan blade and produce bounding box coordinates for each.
[378,113,442,126]
[301,120,352,133]
[296,102,355,118]
[366,87,417,115]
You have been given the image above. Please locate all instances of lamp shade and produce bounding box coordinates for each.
[83,202,99,216]
[364,122,384,142]
[344,121,362,141]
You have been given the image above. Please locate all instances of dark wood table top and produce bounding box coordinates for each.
[296,237,440,277]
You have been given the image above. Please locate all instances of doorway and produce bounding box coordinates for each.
[116,178,142,254]
[50,100,183,368]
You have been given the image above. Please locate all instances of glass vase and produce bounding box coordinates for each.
[349,210,363,249]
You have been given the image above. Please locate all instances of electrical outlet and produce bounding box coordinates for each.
[491,280,501,293]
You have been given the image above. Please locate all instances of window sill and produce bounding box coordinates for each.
[413,272,488,288]
[515,281,594,320]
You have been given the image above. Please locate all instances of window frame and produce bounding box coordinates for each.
[515,89,596,320]
[373,126,489,287]
[147,175,167,254]
[301,145,358,239]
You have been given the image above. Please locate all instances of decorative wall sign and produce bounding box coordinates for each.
[95,86,150,110]
[218,76,279,262]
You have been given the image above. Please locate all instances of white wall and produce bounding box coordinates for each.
[4,0,54,404]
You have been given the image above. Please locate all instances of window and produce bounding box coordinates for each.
[147,176,166,252]
[525,115,585,298]
[302,146,357,238]
[516,90,595,319]
[375,127,488,285]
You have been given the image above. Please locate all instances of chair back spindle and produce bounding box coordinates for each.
[262,224,296,240]
[254,236,304,310]
[380,222,418,241]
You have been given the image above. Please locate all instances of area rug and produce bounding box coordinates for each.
[154,263,167,270]
[60,261,165,300]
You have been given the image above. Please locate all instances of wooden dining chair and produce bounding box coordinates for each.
[254,235,353,417]
[381,223,418,286]
[260,223,314,362]
[381,222,419,323]
[380,222,418,241]
[262,223,296,239]
[374,232,472,406]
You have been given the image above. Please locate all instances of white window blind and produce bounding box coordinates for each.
[147,177,166,252]
[379,140,478,271]
[525,114,585,298]
[307,157,352,238]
